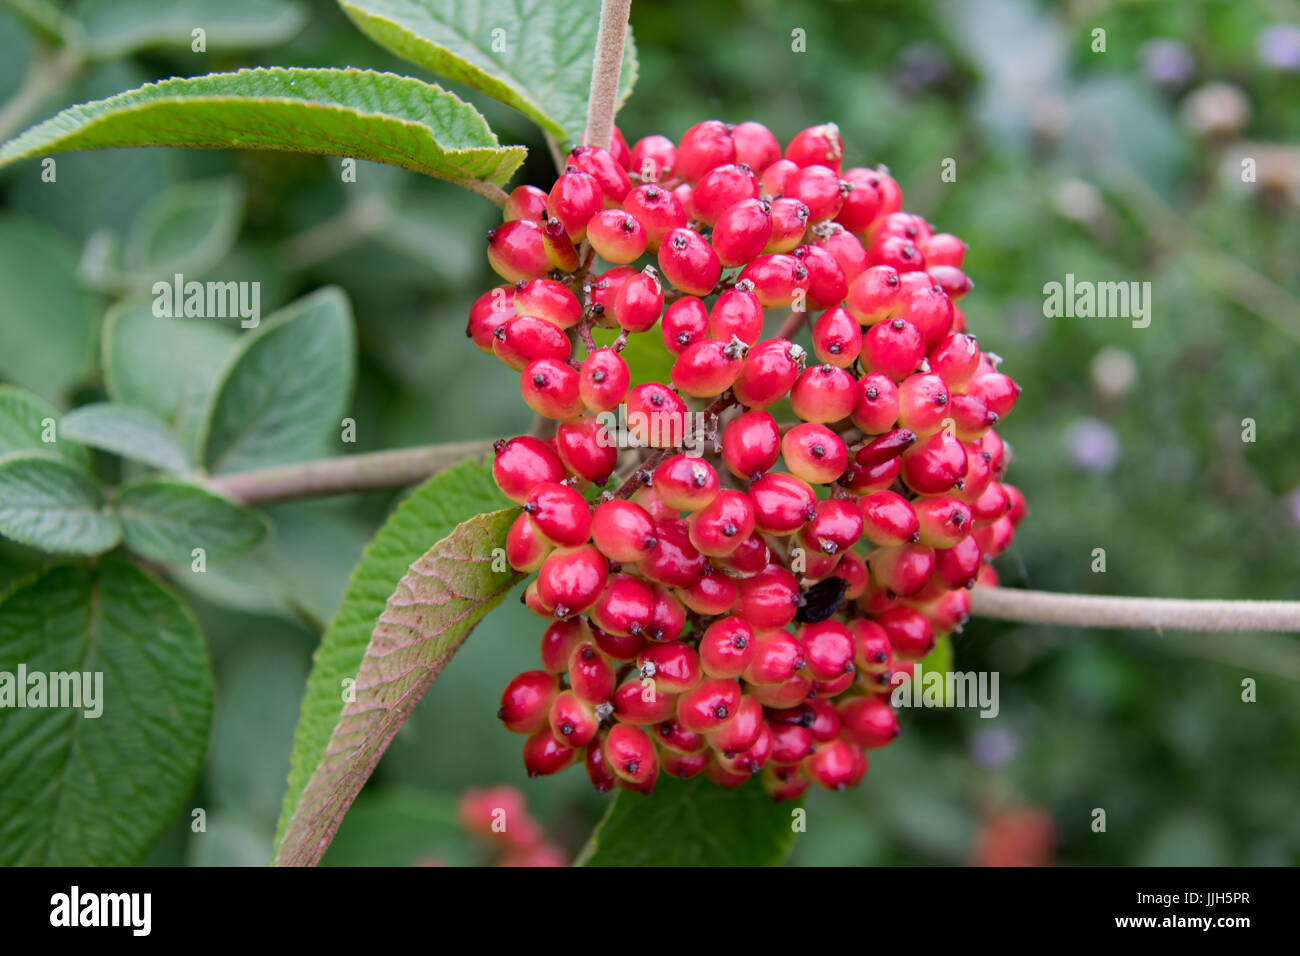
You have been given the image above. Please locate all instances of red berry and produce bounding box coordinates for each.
[1004,484,1027,526]
[711,198,774,267]
[769,722,815,765]
[798,498,864,556]
[759,158,799,199]
[896,372,951,436]
[836,167,887,234]
[678,566,738,616]
[589,573,656,637]
[524,482,591,547]
[721,408,781,480]
[734,565,800,630]
[487,219,549,282]
[749,472,818,535]
[841,456,902,495]
[612,675,677,724]
[810,223,869,283]
[506,512,551,572]
[467,287,513,352]
[850,372,900,434]
[732,121,781,173]
[549,690,599,748]
[593,624,645,662]
[737,253,807,308]
[901,430,968,495]
[965,372,1021,420]
[499,670,558,733]
[850,619,893,672]
[587,209,647,263]
[637,641,702,695]
[786,122,843,173]
[568,641,616,704]
[705,694,765,755]
[493,435,566,504]
[661,748,711,779]
[603,724,658,784]
[614,266,665,333]
[625,383,690,448]
[521,357,584,420]
[873,211,932,245]
[492,315,570,371]
[933,535,983,589]
[970,480,1012,528]
[790,363,857,423]
[548,167,603,240]
[585,735,616,792]
[590,500,657,564]
[798,620,855,681]
[868,235,925,273]
[536,545,608,616]
[846,265,903,324]
[928,332,981,389]
[658,227,721,296]
[922,586,971,632]
[875,605,935,660]
[540,618,587,673]
[638,518,708,588]
[833,548,870,599]
[781,423,848,485]
[677,120,736,183]
[503,184,549,222]
[698,617,755,679]
[858,490,920,546]
[914,496,970,548]
[928,264,973,301]
[791,243,848,309]
[687,489,756,557]
[949,393,996,441]
[541,215,580,271]
[691,164,760,224]
[785,164,846,222]
[804,738,864,791]
[578,348,630,413]
[568,145,631,204]
[811,306,863,367]
[661,296,710,355]
[655,717,707,754]
[898,285,953,349]
[515,278,582,330]
[653,453,720,511]
[671,338,746,397]
[630,134,677,183]
[623,184,687,250]
[840,696,900,749]
[764,198,810,253]
[733,339,805,407]
[870,543,935,597]
[648,583,687,642]
[708,284,765,345]
[523,727,579,777]
[588,264,636,319]
[919,232,966,267]
[717,531,771,575]
[863,318,925,381]
[749,672,814,709]
[676,677,743,732]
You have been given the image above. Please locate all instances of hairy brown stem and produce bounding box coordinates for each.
[584,0,632,150]
[971,586,1300,633]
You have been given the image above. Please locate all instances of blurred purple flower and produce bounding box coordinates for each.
[1258,24,1300,72]
[1140,38,1196,88]
[1064,418,1120,473]
[970,727,1019,768]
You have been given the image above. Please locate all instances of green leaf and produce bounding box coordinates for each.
[0,452,120,555]
[273,458,513,863]
[200,287,355,475]
[114,477,267,563]
[0,216,100,404]
[577,775,800,867]
[101,299,239,456]
[339,0,638,147]
[0,556,213,865]
[0,385,90,468]
[0,67,526,186]
[119,177,245,284]
[76,0,307,60]
[61,402,191,474]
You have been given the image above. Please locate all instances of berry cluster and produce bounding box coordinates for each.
[458,785,567,867]
[470,119,1025,800]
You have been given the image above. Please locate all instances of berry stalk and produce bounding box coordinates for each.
[971,586,1300,633]
[584,0,633,151]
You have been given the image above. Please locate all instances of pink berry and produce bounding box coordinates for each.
[658,227,721,296]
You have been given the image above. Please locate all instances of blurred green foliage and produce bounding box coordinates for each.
[1,0,1297,866]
